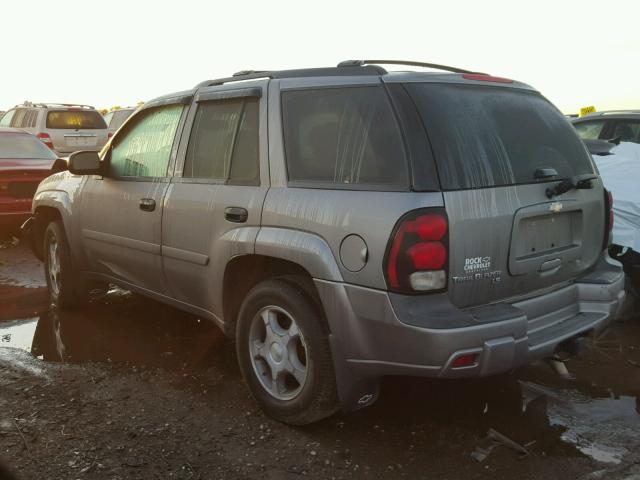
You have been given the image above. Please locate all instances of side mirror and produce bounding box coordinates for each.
[68,151,102,175]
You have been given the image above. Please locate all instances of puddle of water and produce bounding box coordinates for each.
[521,382,640,464]
[0,285,638,467]
[0,287,233,371]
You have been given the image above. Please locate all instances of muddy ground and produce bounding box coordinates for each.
[1,243,639,480]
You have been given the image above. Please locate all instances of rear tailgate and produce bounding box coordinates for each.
[45,110,108,153]
[405,82,604,309]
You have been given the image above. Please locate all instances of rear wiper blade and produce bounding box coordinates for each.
[545,174,597,199]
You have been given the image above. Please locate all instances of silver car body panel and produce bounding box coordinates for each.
[29,68,626,412]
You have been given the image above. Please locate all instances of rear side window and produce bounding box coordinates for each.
[573,120,605,140]
[183,97,259,185]
[406,84,594,190]
[103,112,114,126]
[281,86,408,189]
[46,110,107,129]
[109,104,183,177]
[111,110,133,131]
[24,110,38,128]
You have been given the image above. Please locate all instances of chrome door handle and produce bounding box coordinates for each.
[139,198,156,212]
[224,206,248,223]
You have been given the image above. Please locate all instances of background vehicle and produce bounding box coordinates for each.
[23,61,625,424]
[0,128,65,237]
[587,140,640,307]
[102,107,136,137]
[572,110,640,144]
[0,102,108,156]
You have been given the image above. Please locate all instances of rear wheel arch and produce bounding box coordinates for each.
[222,255,326,338]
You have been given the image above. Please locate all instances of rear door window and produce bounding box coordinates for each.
[281,86,408,189]
[610,120,640,143]
[183,97,259,185]
[46,110,107,129]
[109,104,183,178]
[11,109,27,128]
[406,84,594,190]
[573,120,606,140]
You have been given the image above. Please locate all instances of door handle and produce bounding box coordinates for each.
[139,198,156,212]
[224,206,248,223]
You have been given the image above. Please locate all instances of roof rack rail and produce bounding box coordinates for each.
[18,101,95,109]
[585,109,640,116]
[337,59,482,75]
[196,65,386,88]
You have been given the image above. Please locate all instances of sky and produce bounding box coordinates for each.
[2,0,639,114]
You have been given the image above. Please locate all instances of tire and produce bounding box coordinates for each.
[43,220,86,308]
[236,277,339,425]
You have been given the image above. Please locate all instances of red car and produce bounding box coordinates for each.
[0,128,65,237]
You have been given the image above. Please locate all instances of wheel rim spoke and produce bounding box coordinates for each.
[248,305,309,401]
[48,239,60,294]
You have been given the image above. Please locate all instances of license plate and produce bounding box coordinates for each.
[66,136,96,147]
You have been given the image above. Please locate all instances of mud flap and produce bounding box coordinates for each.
[328,334,380,412]
[20,216,39,259]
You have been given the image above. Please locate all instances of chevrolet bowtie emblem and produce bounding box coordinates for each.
[549,202,563,213]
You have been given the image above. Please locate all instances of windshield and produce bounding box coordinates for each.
[0,132,57,159]
[46,110,107,129]
[406,84,594,190]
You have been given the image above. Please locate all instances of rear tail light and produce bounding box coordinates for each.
[108,132,114,139]
[462,73,514,84]
[604,189,614,247]
[36,132,54,150]
[385,209,449,293]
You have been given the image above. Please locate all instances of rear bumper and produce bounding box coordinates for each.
[316,252,625,381]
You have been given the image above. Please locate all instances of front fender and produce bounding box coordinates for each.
[32,172,85,262]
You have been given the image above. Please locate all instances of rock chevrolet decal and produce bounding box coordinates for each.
[452,256,502,285]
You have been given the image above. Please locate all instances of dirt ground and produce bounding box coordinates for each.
[1,243,639,480]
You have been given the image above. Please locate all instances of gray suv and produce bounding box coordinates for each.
[23,60,626,425]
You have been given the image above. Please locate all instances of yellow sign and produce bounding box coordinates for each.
[579,106,596,117]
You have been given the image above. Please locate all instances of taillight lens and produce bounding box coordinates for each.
[606,190,614,232]
[385,209,449,293]
[36,132,54,150]
[604,189,614,247]
[462,73,514,84]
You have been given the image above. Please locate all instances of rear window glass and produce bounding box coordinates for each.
[406,84,594,190]
[46,110,107,129]
[282,86,408,189]
[0,133,57,159]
